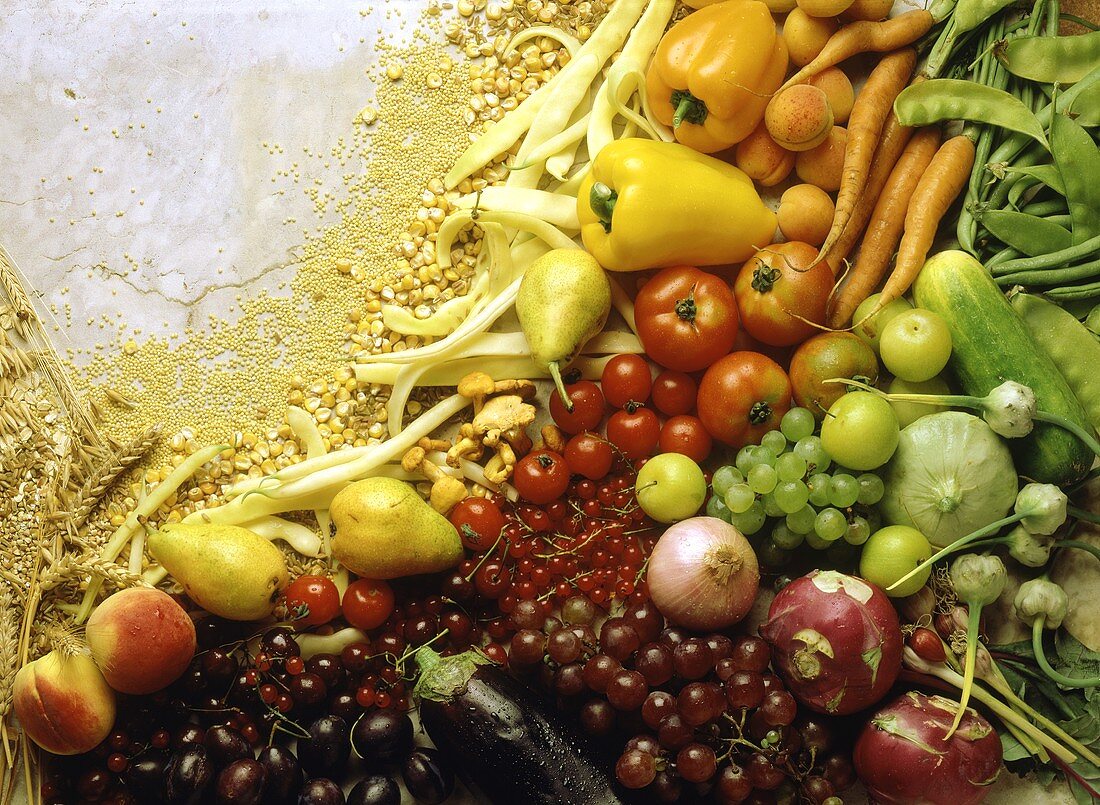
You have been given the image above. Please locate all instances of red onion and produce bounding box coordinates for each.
[854,691,1002,805]
[759,570,901,714]
[647,517,759,631]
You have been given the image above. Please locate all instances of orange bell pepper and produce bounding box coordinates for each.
[645,0,788,154]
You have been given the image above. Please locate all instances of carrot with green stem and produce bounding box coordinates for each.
[779,11,938,91]
[818,48,917,264]
[827,126,941,327]
[872,133,975,314]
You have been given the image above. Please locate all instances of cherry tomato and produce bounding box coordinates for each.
[284,575,341,627]
[564,431,615,480]
[513,450,571,504]
[601,354,652,408]
[606,404,661,460]
[651,370,698,416]
[342,579,395,631]
[789,332,879,420]
[658,415,713,463]
[549,379,606,434]
[449,496,506,551]
[697,352,793,449]
[635,266,739,372]
[734,242,834,347]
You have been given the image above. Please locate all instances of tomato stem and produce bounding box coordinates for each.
[674,285,699,324]
[748,401,772,425]
[751,265,782,294]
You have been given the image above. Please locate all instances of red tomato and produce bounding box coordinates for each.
[651,370,698,416]
[697,352,793,448]
[342,579,395,631]
[601,354,653,408]
[733,242,834,347]
[449,496,506,551]
[635,266,739,372]
[658,415,713,463]
[285,575,341,627]
[549,379,606,434]
[564,432,615,480]
[789,332,879,420]
[606,405,661,460]
[513,450,571,504]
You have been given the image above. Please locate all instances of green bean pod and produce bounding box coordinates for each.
[996,30,1100,84]
[995,257,1100,286]
[1047,280,1100,300]
[991,233,1100,275]
[1050,113,1100,245]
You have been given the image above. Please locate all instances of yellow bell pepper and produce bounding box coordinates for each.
[577,138,778,273]
[645,0,788,154]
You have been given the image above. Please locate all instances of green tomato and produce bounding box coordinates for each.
[635,453,707,524]
[887,375,952,428]
[879,308,952,382]
[820,392,900,471]
[859,525,933,597]
[852,293,913,354]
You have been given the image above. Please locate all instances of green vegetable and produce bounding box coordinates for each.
[1051,112,1100,246]
[1015,578,1100,689]
[913,250,1094,485]
[948,554,1007,736]
[895,80,1049,147]
[881,412,1018,549]
[980,209,1072,257]
[995,30,1100,84]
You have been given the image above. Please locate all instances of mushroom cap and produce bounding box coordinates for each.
[471,394,536,435]
[457,371,497,400]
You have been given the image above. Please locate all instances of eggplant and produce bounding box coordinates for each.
[414,647,625,805]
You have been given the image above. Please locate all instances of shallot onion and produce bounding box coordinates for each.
[646,516,759,631]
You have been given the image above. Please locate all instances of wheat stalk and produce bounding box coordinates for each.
[0,245,37,341]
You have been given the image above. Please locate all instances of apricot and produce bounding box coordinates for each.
[784,8,839,67]
[735,123,796,187]
[807,68,855,124]
[778,184,836,246]
[86,587,196,695]
[765,85,834,152]
[796,0,854,18]
[13,649,116,755]
[843,0,894,20]
[796,125,848,191]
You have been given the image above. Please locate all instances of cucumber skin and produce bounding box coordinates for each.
[913,252,1093,486]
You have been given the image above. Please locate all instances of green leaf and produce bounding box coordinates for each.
[1069,775,1100,804]
[991,640,1038,661]
[1054,629,1100,695]
[1001,729,1032,762]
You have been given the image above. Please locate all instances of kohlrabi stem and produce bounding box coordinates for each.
[827,377,979,408]
[947,605,983,738]
[888,512,1025,592]
[1032,410,1100,457]
[1033,618,1100,689]
[1054,539,1100,563]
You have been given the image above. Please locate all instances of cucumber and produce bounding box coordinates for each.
[912,251,1093,486]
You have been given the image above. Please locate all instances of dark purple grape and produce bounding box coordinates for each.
[635,642,674,687]
[658,626,687,649]
[650,770,682,803]
[625,733,661,756]
[598,618,640,662]
[802,775,835,804]
[657,714,692,751]
[623,601,664,644]
[614,748,656,789]
[215,759,266,804]
[401,748,454,804]
[717,763,753,802]
[127,751,169,803]
[581,653,620,693]
[730,636,771,673]
[347,774,400,805]
[511,599,544,630]
[725,671,765,710]
[673,638,714,680]
[261,627,301,658]
[676,743,717,783]
[746,753,785,790]
[166,745,214,805]
[351,710,414,763]
[579,698,615,736]
[798,718,832,752]
[677,681,724,726]
[822,754,856,791]
[705,634,734,662]
[509,629,547,667]
[258,746,302,805]
[553,662,587,697]
[547,628,583,664]
[606,669,648,711]
[298,715,350,778]
[204,725,253,768]
[306,654,346,690]
[641,690,676,730]
[174,724,205,749]
[760,690,797,727]
[297,778,345,804]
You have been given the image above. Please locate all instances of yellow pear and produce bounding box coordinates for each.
[331,477,463,579]
[147,523,289,621]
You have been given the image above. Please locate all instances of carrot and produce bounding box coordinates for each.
[878,134,976,307]
[826,126,941,328]
[825,112,914,274]
[779,10,934,91]
[818,48,916,263]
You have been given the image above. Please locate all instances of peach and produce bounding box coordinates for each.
[13,650,116,755]
[765,85,834,152]
[783,8,839,67]
[778,184,836,246]
[86,587,196,695]
[807,67,855,124]
[734,123,796,187]
[796,125,848,191]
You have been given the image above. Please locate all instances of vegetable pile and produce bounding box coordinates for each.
[19,0,1100,803]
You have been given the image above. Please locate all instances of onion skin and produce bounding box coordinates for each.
[759,570,901,714]
[647,517,759,632]
[854,691,1002,805]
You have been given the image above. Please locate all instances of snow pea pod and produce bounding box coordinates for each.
[982,209,1073,256]
[895,80,1049,146]
[1005,164,1066,195]
[954,0,1018,35]
[1051,113,1100,245]
[995,257,1100,286]
[1071,82,1100,125]
[996,30,1100,84]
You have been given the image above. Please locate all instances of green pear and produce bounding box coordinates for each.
[147,523,289,621]
[331,477,463,579]
[516,249,611,409]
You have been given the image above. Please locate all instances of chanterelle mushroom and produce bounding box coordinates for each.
[447,394,536,484]
[402,445,466,514]
[456,371,536,414]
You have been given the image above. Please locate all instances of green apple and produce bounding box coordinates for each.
[635,453,707,524]
[879,308,952,382]
[852,293,913,354]
[820,391,899,471]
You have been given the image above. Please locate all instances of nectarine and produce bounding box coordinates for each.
[13,649,115,755]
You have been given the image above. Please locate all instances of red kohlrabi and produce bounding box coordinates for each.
[854,691,1002,805]
[759,570,902,714]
